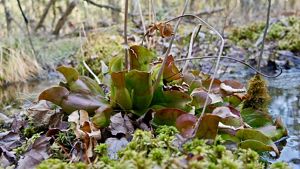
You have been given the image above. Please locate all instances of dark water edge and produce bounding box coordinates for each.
[222,68,300,168]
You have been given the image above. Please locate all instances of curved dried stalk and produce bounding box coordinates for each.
[182,24,202,73]
[176,56,282,78]
[159,14,225,137]
[153,0,190,89]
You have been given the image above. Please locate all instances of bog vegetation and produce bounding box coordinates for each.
[0,0,299,169]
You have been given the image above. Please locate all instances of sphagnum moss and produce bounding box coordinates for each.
[37,127,289,169]
[242,74,271,112]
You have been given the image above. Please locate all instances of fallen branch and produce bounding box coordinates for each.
[195,7,224,16]
[84,0,121,12]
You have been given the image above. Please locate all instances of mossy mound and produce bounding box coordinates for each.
[229,17,300,52]
[242,74,271,112]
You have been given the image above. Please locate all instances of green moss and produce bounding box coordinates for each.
[37,159,88,169]
[37,130,289,169]
[267,23,287,40]
[229,22,264,47]
[270,161,291,169]
[14,133,41,156]
[95,143,108,156]
[242,74,271,112]
[230,17,300,52]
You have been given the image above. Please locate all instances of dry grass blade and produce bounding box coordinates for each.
[182,24,202,73]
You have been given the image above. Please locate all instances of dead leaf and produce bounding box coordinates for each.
[0,146,16,167]
[27,100,63,128]
[0,131,21,150]
[110,113,134,136]
[157,23,174,38]
[17,136,51,169]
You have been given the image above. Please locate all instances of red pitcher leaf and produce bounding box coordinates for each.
[212,106,243,128]
[163,55,182,82]
[38,86,69,106]
[162,90,191,109]
[129,45,156,71]
[236,128,279,156]
[240,108,273,128]
[61,94,109,114]
[68,76,104,96]
[224,95,243,107]
[202,78,221,93]
[183,71,202,93]
[176,114,197,138]
[92,106,113,128]
[56,66,79,84]
[257,124,288,141]
[153,108,187,126]
[125,70,153,110]
[195,114,222,139]
[111,71,132,110]
[190,90,212,109]
[239,140,275,153]
[220,80,246,95]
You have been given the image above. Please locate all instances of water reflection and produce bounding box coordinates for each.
[269,87,300,168]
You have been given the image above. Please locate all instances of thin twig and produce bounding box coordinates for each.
[150,0,156,23]
[124,0,129,70]
[16,0,38,59]
[153,0,190,89]
[257,0,271,71]
[183,24,202,73]
[176,56,282,78]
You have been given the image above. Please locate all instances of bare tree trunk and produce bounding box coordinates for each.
[35,0,57,31]
[1,0,12,35]
[189,0,196,12]
[53,0,78,35]
[109,0,120,23]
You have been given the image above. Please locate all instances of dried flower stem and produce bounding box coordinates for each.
[176,56,282,78]
[257,0,271,71]
[153,0,190,89]
[124,0,129,70]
